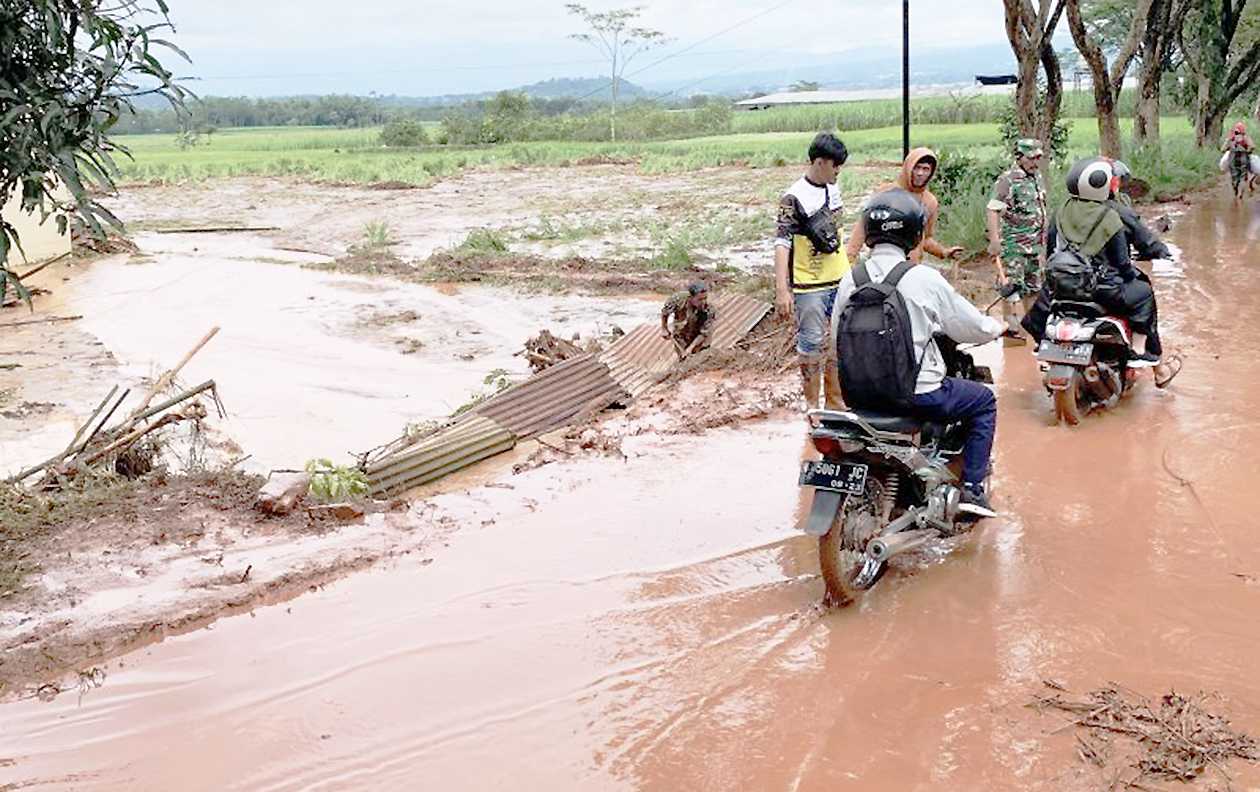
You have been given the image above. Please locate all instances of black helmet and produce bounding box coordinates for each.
[862,189,926,252]
[1065,157,1114,202]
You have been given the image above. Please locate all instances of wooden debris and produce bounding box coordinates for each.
[155,226,280,234]
[0,314,82,328]
[520,329,585,373]
[129,327,219,419]
[255,472,312,516]
[307,502,366,521]
[1030,685,1259,785]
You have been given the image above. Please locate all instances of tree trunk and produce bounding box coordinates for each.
[1004,0,1042,137]
[1038,38,1063,146]
[1133,0,1169,148]
[610,48,618,143]
[1065,0,1140,160]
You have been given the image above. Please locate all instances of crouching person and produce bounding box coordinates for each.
[660,282,716,360]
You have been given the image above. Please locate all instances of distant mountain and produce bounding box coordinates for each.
[368,77,648,107]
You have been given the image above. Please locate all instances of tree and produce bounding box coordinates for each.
[565,4,666,142]
[1002,0,1069,144]
[1132,0,1195,147]
[1066,0,1153,158]
[0,1,188,306]
[789,81,821,92]
[1178,0,1260,146]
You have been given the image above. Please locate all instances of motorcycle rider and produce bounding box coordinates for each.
[1107,161,1182,385]
[830,189,1005,513]
[1022,158,1166,369]
[1109,161,1171,261]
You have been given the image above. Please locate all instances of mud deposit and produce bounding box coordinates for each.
[2,195,1259,790]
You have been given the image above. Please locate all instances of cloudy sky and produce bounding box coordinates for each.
[160,0,1017,96]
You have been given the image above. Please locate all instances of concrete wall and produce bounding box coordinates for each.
[1,186,71,266]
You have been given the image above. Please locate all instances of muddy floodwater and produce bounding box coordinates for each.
[1,231,659,474]
[3,195,1260,790]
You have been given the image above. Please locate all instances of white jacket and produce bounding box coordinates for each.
[830,244,1004,394]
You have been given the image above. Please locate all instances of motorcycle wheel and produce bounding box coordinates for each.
[818,477,887,607]
[1053,371,1083,426]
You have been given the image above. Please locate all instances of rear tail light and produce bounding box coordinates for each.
[1054,321,1081,342]
[811,435,864,456]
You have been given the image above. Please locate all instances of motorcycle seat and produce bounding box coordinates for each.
[1050,300,1108,318]
[849,410,923,435]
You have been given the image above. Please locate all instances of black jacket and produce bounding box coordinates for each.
[1110,201,1171,261]
[1047,219,1136,289]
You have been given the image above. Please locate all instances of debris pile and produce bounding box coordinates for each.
[520,329,587,373]
[5,327,223,490]
[1030,682,1259,786]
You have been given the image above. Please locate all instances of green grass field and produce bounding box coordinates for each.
[113,116,1223,187]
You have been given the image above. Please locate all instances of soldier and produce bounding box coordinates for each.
[986,138,1047,346]
[660,282,717,360]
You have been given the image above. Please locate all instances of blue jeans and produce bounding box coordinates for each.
[793,287,837,359]
[911,377,997,488]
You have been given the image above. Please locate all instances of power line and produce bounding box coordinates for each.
[625,0,799,81]
[570,0,801,102]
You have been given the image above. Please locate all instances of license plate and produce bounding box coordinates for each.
[1037,340,1093,365]
[799,460,868,494]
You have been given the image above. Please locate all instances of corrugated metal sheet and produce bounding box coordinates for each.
[466,354,626,438]
[711,293,772,349]
[367,416,515,497]
[600,293,770,397]
[361,292,768,492]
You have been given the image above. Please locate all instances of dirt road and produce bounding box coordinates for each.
[2,193,1258,790]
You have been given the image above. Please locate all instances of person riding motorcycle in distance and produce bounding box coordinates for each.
[844,147,965,264]
[1022,157,1179,387]
[830,189,1005,513]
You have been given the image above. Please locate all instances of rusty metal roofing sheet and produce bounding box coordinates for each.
[710,293,772,350]
[600,293,771,397]
[465,354,626,438]
[367,416,515,497]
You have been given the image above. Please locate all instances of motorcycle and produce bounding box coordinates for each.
[1035,300,1136,425]
[797,338,995,606]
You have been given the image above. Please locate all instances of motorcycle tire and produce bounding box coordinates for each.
[818,478,887,606]
[1053,371,1084,426]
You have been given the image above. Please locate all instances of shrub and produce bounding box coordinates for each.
[379,119,428,148]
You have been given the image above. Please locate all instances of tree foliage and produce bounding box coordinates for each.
[0,0,189,305]
[1178,0,1260,145]
[1066,0,1151,158]
[565,4,667,142]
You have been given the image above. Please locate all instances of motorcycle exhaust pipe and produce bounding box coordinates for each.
[866,529,938,563]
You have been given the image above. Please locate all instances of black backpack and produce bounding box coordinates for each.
[1046,208,1108,302]
[835,260,920,411]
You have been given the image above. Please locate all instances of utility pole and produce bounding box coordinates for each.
[902,0,910,159]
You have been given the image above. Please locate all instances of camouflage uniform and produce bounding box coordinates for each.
[661,291,716,351]
[988,141,1047,297]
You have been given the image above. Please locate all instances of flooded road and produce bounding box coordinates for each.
[3,194,1260,790]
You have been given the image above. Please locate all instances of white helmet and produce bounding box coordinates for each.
[1066,157,1115,202]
